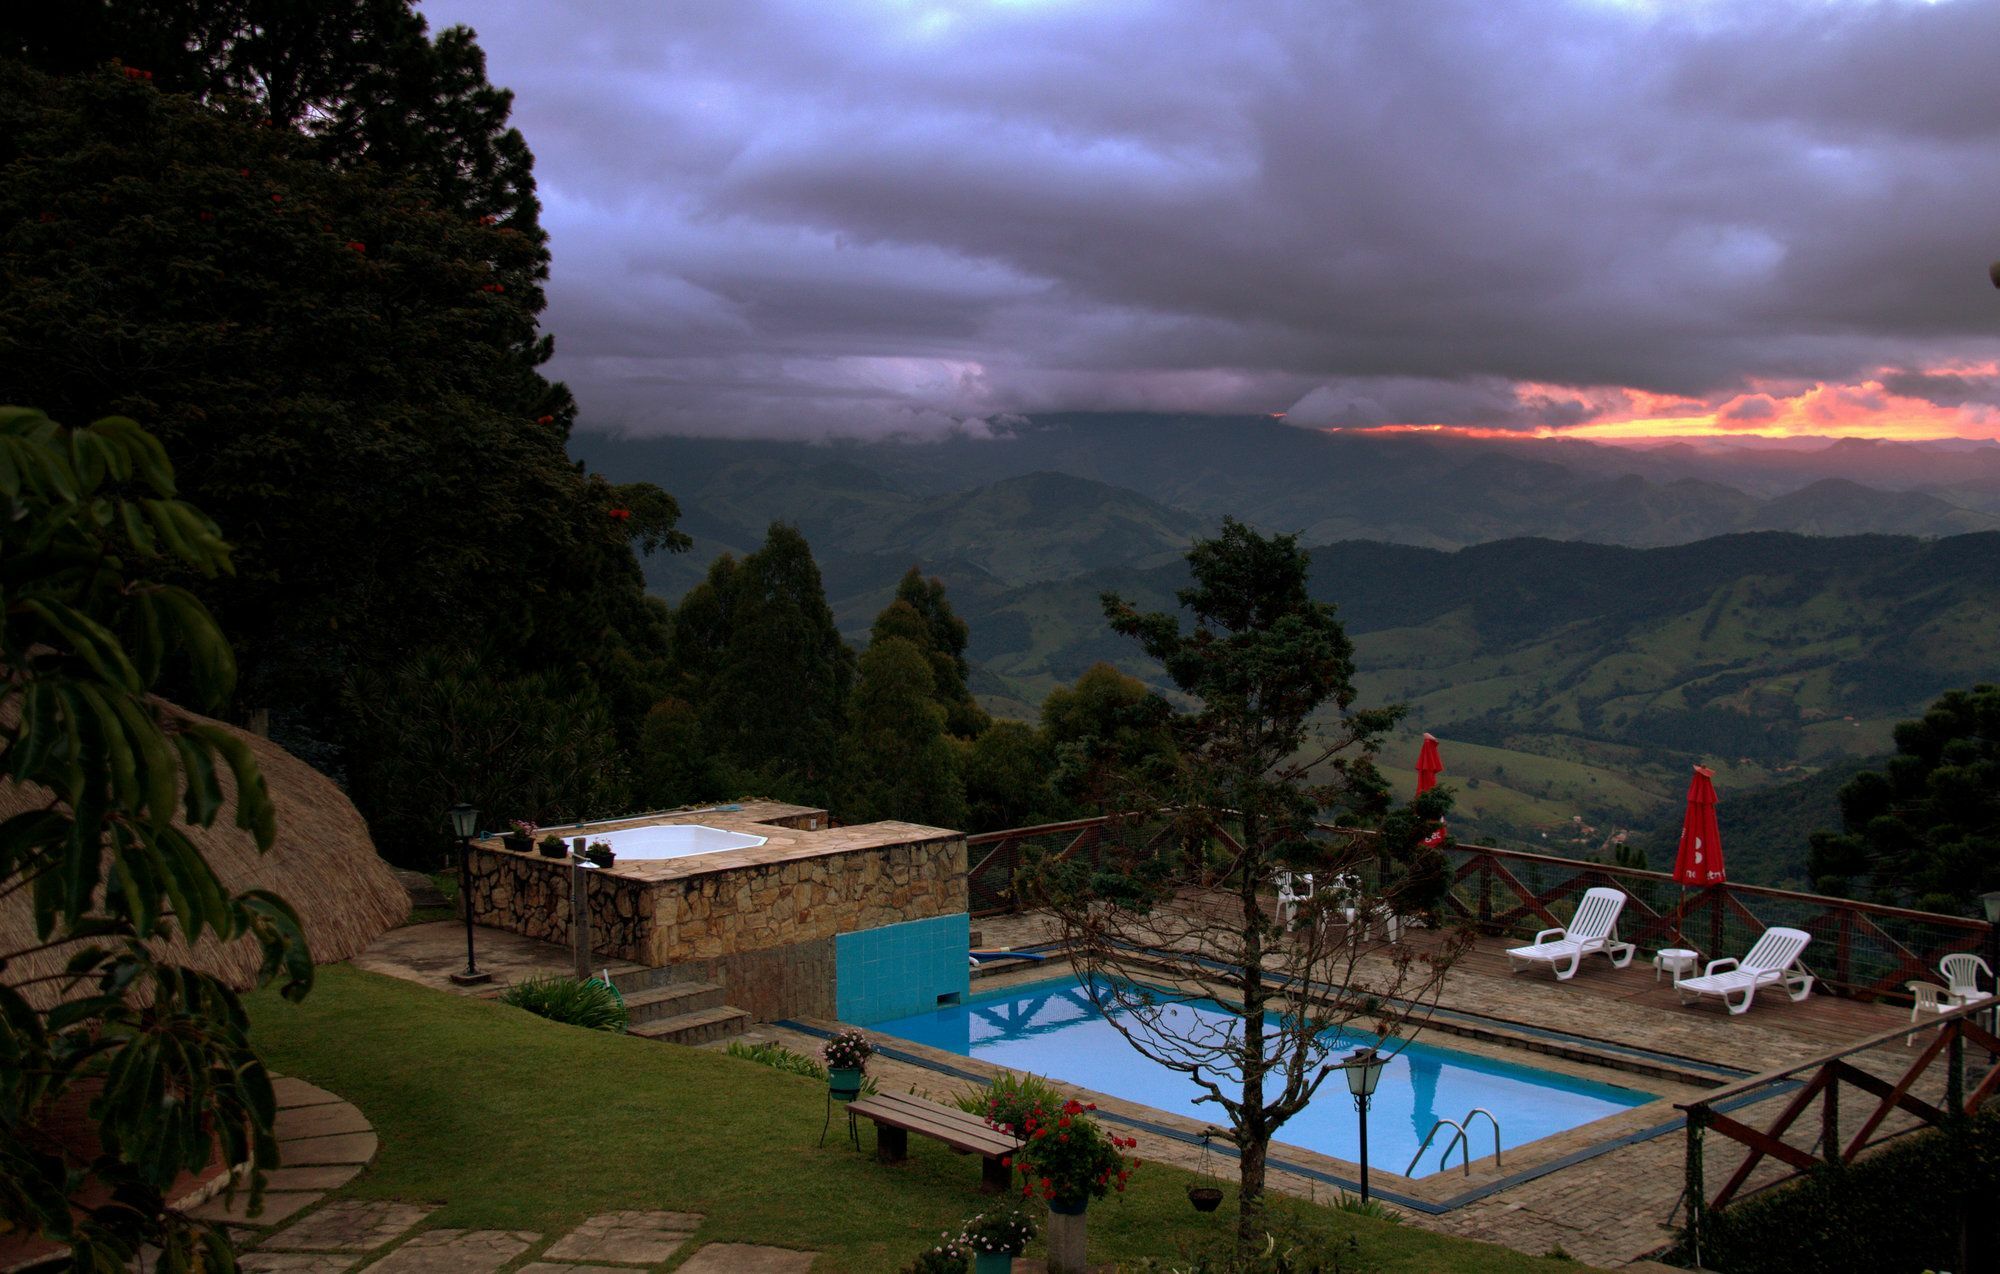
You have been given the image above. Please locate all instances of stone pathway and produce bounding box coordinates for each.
[189,1078,376,1231]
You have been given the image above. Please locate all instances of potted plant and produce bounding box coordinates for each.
[583,841,616,867]
[991,1099,1135,1274]
[538,833,570,859]
[822,1028,874,1096]
[503,820,537,853]
[899,1243,967,1274]
[955,1208,1036,1274]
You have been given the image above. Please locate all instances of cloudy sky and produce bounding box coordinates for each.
[423,0,2000,443]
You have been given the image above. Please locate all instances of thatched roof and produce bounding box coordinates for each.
[2,701,408,1008]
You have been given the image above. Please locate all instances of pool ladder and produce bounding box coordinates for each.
[1405,1108,1501,1177]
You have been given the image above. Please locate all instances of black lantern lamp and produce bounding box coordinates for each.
[1345,1046,1387,1204]
[447,803,490,986]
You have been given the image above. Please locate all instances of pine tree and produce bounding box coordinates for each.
[838,638,968,829]
[873,567,989,738]
[700,525,856,806]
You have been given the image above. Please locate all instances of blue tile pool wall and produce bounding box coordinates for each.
[835,913,971,1024]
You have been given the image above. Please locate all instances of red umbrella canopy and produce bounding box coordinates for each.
[1416,733,1444,795]
[1672,766,1726,885]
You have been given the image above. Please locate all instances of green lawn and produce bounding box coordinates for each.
[248,967,1601,1272]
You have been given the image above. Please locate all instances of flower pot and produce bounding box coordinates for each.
[1187,1185,1223,1212]
[585,850,615,868]
[538,841,567,858]
[502,833,532,853]
[827,1066,864,1097]
[973,1253,1013,1274]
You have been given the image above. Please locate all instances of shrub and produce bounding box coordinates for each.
[822,1028,875,1071]
[1678,1110,2000,1273]
[725,1040,878,1095]
[499,976,628,1033]
[999,1098,1137,1209]
[1330,1191,1400,1224]
[900,1241,968,1273]
[956,1070,1068,1130]
[954,1207,1037,1257]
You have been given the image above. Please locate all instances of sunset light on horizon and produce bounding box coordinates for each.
[1331,366,2000,447]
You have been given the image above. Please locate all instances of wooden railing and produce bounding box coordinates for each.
[1676,996,2000,1266]
[965,816,1995,1002]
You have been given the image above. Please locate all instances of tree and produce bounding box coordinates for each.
[837,639,968,829]
[635,697,731,811]
[873,568,989,738]
[1040,663,1175,813]
[1808,684,2000,915]
[962,722,1062,833]
[343,651,627,867]
[0,60,684,848]
[691,525,855,807]
[1023,519,1468,1242]
[1,408,311,1267]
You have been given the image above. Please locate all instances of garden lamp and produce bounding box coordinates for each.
[447,803,490,986]
[1345,1046,1387,1203]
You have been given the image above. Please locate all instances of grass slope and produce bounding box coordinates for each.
[250,967,1598,1273]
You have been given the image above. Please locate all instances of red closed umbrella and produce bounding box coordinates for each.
[1672,766,1725,885]
[1416,734,1448,847]
[1416,734,1444,795]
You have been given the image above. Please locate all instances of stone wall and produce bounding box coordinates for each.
[664,939,836,1023]
[464,833,967,975]
[464,848,652,964]
[643,834,965,966]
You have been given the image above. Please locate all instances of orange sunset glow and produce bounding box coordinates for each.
[1339,367,2000,447]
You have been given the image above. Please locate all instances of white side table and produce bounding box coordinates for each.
[1654,948,1700,984]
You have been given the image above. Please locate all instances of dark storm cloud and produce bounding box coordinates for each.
[420,0,2000,438]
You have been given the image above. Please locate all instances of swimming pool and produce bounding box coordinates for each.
[863,975,1654,1178]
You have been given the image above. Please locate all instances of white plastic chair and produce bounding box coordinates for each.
[1941,953,1993,1003]
[1275,871,1315,931]
[1906,981,1954,1045]
[1505,887,1635,981]
[1675,927,1814,1015]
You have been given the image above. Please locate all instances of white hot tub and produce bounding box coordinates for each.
[590,823,768,862]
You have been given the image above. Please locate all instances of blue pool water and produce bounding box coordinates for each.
[864,975,1654,1178]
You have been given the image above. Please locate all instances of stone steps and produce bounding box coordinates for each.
[630,1004,753,1046]
[607,963,699,996]
[621,981,726,1027]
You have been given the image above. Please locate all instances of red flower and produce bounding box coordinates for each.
[199,212,215,223]
[346,241,366,253]
[271,194,283,204]
[536,414,555,425]
[38,211,56,223]
[608,508,631,521]
[479,214,498,225]
[239,168,251,177]
[1039,1177,1051,1189]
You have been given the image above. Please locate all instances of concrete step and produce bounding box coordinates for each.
[629,1004,752,1046]
[620,982,725,1026]
[607,963,699,996]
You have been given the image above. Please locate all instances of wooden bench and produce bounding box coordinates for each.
[845,1090,1020,1191]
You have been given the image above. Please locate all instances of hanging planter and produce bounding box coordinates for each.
[1187,1130,1224,1211]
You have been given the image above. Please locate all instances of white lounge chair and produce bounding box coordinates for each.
[1675,927,1814,1015]
[1505,887,1635,981]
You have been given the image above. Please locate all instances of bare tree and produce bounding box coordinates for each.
[1024,519,1469,1242]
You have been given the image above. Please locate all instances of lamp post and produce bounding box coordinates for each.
[447,803,490,987]
[1345,1046,1387,1204]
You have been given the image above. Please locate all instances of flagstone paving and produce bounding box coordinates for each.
[238,1255,356,1273]
[190,1079,380,1231]
[261,1202,438,1254]
[356,1228,537,1272]
[673,1243,819,1273]
[541,1211,702,1264]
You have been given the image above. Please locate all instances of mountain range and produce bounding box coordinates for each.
[578,415,2000,878]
